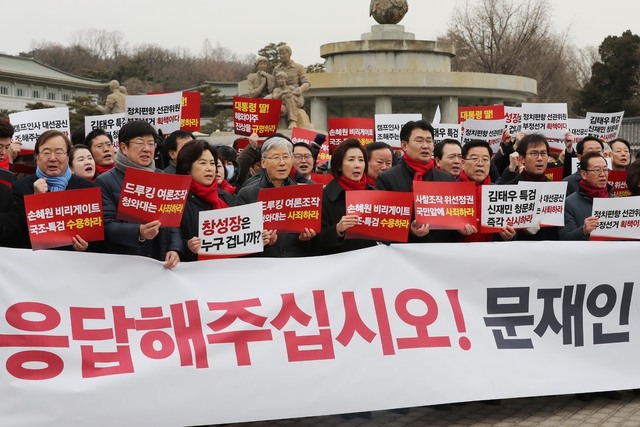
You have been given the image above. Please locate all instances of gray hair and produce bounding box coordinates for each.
[261,136,293,158]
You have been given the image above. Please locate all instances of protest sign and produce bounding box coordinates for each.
[481,185,538,231]
[257,184,323,233]
[232,97,281,136]
[126,92,183,134]
[117,169,191,226]
[327,118,375,154]
[586,111,624,142]
[413,181,476,229]
[374,114,421,148]
[24,187,103,250]
[345,190,412,242]
[461,119,505,152]
[591,196,640,240]
[198,203,264,258]
[84,113,126,145]
[9,107,70,151]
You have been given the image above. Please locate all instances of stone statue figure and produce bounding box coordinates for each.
[272,71,306,130]
[272,44,311,129]
[369,0,409,24]
[246,56,275,98]
[104,80,126,114]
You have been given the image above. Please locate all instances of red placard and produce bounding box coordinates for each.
[233,96,282,137]
[327,118,375,154]
[458,105,505,124]
[608,170,631,197]
[180,92,201,132]
[315,142,330,167]
[291,127,318,145]
[413,181,476,230]
[345,190,413,242]
[24,187,104,250]
[117,168,191,226]
[544,167,564,182]
[257,184,323,233]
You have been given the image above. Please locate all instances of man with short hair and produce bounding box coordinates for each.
[376,120,455,242]
[0,120,18,186]
[433,139,463,179]
[458,140,516,242]
[162,130,194,174]
[292,142,315,180]
[609,138,631,171]
[236,135,316,257]
[365,141,393,186]
[563,136,604,195]
[96,120,181,268]
[500,133,558,240]
[84,129,116,177]
[560,152,612,240]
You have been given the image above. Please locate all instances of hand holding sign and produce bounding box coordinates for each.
[139,220,161,241]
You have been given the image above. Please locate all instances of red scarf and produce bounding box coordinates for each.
[579,179,610,199]
[522,170,547,182]
[95,163,115,176]
[337,174,367,191]
[366,175,377,187]
[219,179,236,195]
[403,152,434,181]
[0,157,9,170]
[458,170,493,242]
[289,165,298,179]
[190,179,228,210]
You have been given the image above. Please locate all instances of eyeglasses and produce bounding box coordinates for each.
[585,167,610,175]
[412,138,433,145]
[464,156,491,165]
[93,142,112,151]
[526,151,548,158]
[264,155,292,163]
[293,154,313,160]
[129,138,157,149]
[39,149,68,159]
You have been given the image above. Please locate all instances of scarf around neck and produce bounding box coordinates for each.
[337,174,367,192]
[190,178,228,210]
[115,150,156,173]
[579,179,610,199]
[95,162,115,176]
[403,152,434,181]
[35,165,72,192]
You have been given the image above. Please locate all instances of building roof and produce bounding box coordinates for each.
[0,53,105,89]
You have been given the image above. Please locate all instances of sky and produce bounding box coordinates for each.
[1,0,638,67]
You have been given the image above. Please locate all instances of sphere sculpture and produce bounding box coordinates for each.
[369,0,409,24]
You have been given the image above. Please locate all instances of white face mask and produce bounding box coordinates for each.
[225,164,235,179]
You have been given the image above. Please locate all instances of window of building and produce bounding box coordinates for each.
[62,93,70,102]
[47,92,57,101]
[16,88,24,97]
[32,90,40,99]
[0,87,8,95]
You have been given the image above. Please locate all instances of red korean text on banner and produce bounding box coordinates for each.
[233,96,282,137]
[257,184,323,233]
[413,181,476,230]
[24,187,104,250]
[545,167,564,182]
[180,92,201,132]
[327,118,375,154]
[117,168,191,227]
[608,170,631,197]
[458,105,505,124]
[291,127,319,146]
[345,190,413,242]
[316,142,330,167]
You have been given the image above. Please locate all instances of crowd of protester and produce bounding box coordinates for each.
[0,118,638,272]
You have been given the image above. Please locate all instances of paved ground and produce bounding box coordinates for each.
[224,390,640,426]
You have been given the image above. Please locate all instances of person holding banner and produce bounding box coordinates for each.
[96,120,182,268]
[562,136,604,195]
[433,139,463,179]
[560,152,612,241]
[84,129,115,177]
[69,144,96,181]
[609,138,631,171]
[176,139,232,261]
[12,130,96,250]
[236,135,317,257]
[459,140,516,242]
[319,138,378,254]
[376,120,456,243]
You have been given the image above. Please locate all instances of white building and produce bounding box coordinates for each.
[0,53,105,112]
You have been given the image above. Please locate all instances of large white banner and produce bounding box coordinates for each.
[0,242,638,426]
